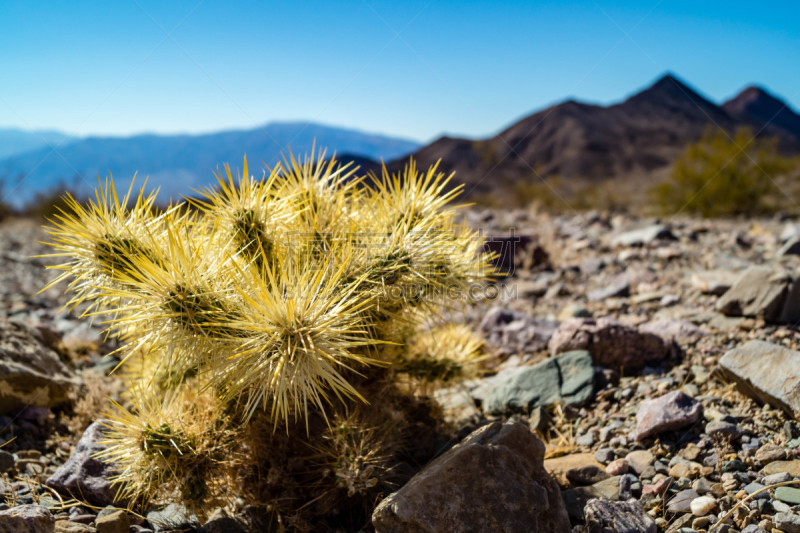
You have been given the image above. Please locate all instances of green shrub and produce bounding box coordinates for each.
[653,127,798,217]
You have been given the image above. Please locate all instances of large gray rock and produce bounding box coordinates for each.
[548,318,670,373]
[372,421,570,533]
[46,422,118,506]
[0,319,80,413]
[483,350,594,414]
[718,340,800,418]
[0,505,54,533]
[715,265,800,323]
[582,499,656,533]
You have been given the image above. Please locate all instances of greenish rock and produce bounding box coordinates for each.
[720,459,746,473]
[774,486,800,505]
[483,351,594,415]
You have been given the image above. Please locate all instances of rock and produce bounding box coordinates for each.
[774,512,800,533]
[544,453,610,488]
[774,486,800,505]
[558,303,592,321]
[755,442,786,464]
[715,266,800,323]
[763,472,792,485]
[146,503,195,532]
[611,224,675,247]
[631,390,702,441]
[54,521,94,533]
[667,489,699,513]
[639,318,707,345]
[642,478,671,495]
[46,422,117,506]
[782,222,800,242]
[199,516,247,533]
[705,420,740,441]
[0,505,54,533]
[95,511,128,533]
[778,236,800,257]
[479,307,559,357]
[372,421,570,533]
[561,477,622,523]
[484,233,548,273]
[433,386,479,425]
[605,458,629,476]
[0,451,14,473]
[588,280,630,301]
[689,495,716,516]
[0,319,80,413]
[625,450,655,475]
[483,350,594,414]
[718,340,800,418]
[690,270,740,295]
[594,448,615,464]
[548,318,670,372]
[581,499,656,533]
[761,460,800,477]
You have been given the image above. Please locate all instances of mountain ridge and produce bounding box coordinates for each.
[382,74,800,200]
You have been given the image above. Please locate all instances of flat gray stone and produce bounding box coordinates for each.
[483,350,595,414]
[715,266,800,323]
[718,340,800,418]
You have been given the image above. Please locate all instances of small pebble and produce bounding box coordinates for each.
[690,495,716,516]
[605,458,629,475]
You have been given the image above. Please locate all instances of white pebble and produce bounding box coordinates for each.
[690,495,716,516]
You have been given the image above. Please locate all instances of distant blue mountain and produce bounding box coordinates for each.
[0,122,420,206]
[0,128,75,160]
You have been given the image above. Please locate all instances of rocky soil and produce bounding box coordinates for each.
[5,209,800,532]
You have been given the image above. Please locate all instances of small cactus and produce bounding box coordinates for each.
[43,148,496,526]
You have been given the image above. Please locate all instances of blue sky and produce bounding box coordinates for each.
[2,0,799,142]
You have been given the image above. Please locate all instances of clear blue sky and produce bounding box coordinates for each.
[2,0,799,142]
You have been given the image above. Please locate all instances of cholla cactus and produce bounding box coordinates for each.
[43,149,496,525]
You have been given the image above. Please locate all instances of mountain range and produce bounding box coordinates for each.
[2,73,800,207]
[0,123,420,206]
[386,74,800,201]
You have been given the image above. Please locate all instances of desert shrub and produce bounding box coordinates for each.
[653,126,798,217]
[43,150,496,529]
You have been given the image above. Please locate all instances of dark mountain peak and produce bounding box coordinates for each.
[724,85,792,115]
[723,85,800,139]
[625,73,708,106]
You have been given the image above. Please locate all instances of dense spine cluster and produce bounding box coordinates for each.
[43,149,496,527]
